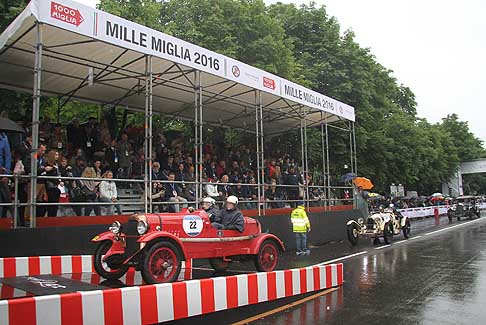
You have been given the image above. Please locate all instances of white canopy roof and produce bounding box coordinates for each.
[0,0,355,135]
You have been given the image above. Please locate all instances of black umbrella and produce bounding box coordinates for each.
[0,117,24,133]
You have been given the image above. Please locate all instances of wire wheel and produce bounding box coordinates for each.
[347,223,359,246]
[142,241,182,284]
[255,240,279,272]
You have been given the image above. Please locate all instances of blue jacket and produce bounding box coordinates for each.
[0,133,12,172]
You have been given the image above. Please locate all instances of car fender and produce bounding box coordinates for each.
[347,220,360,228]
[91,231,115,242]
[137,232,187,260]
[91,231,125,260]
[400,216,410,227]
[250,233,285,254]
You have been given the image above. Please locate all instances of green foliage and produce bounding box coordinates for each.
[0,0,27,31]
[1,0,485,195]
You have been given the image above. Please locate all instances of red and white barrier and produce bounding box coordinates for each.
[0,255,94,278]
[0,255,192,283]
[0,262,343,324]
[398,206,451,219]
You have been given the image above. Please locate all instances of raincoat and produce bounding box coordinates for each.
[291,205,310,233]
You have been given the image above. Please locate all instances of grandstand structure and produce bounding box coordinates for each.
[0,0,357,227]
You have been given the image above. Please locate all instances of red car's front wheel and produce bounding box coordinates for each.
[254,240,279,272]
[93,241,129,280]
[142,241,182,284]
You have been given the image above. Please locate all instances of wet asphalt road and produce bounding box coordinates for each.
[3,214,485,324]
[171,213,486,325]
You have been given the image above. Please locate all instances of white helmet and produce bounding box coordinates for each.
[226,195,238,205]
[389,204,394,208]
[202,197,215,206]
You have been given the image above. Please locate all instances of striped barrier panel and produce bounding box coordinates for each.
[0,255,192,282]
[0,263,343,325]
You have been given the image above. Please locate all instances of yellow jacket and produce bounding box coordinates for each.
[291,206,310,233]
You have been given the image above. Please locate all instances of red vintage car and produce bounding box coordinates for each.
[91,210,285,284]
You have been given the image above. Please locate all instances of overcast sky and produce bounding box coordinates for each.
[79,0,486,144]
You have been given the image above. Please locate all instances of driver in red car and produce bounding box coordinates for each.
[212,195,245,232]
[201,197,220,223]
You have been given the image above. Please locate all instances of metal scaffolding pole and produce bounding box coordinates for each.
[143,56,149,213]
[194,70,203,208]
[303,108,310,209]
[320,112,327,207]
[353,122,358,175]
[348,121,356,208]
[198,72,203,208]
[325,116,331,204]
[299,107,306,206]
[145,56,153,213]
[258,91,265,215]
[255,90,262,216]
[349,121,354,175]
[30,23,42,228]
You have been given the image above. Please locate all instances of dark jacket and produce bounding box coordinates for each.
[205,206,220,223]
[104,147,119,171]
[220,208,244,232]
[164,182,182,199]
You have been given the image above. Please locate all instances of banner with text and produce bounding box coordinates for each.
[34,0,355,121]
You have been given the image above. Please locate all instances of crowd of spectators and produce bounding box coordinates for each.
[0,115,332,223]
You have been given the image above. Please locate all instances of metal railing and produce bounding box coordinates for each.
[0,173,355,228]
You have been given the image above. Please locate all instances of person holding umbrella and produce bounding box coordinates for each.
[353,177,373,218]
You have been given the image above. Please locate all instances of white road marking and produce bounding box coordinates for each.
[317,251,368,265]
[424,218,484,236]
[375,245,391,250]
[312,217,484,267]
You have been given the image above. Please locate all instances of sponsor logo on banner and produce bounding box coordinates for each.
[50,1,84,27]
[263,76,276,90]
[28,276,67,289]
[231,65,240,78]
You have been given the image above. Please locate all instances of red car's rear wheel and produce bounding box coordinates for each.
[254,240,279,272]
[93,241,129,280]
[142,241,182,284]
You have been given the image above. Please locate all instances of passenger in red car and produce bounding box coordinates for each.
[212,195,244,232]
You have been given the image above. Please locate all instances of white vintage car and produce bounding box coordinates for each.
[346,209,411,246]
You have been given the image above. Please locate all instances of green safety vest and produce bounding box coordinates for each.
[290,206,310,233]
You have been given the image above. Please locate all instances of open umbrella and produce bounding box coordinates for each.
[353,177,374,190]
[367,192,383,200]
[431,192,444,198]
[0,117,24,133]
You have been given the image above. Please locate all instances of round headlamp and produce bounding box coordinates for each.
[357,217,364,225]
[137,220,149,235]
[110,221,121,234]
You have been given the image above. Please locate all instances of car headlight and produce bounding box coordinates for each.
[137,220,149,235]
[109,221,121,234]
[357,218,364,225]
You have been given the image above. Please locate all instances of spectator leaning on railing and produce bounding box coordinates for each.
[79,167,100,216]
[38,150,61,218]
[99,170,122,215]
